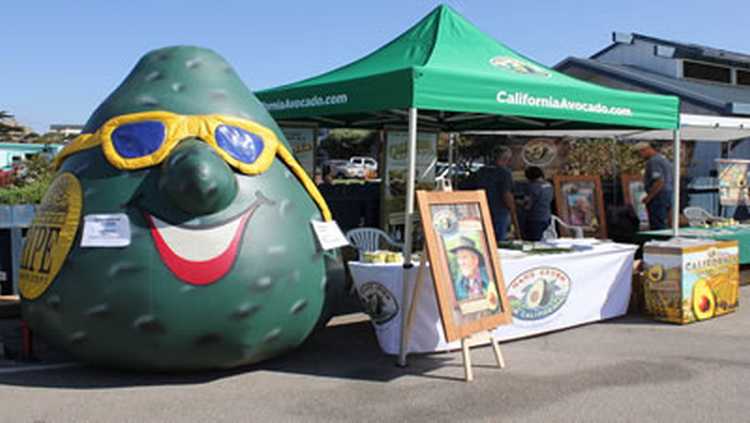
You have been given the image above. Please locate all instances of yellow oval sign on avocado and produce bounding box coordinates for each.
[19,172,82,300]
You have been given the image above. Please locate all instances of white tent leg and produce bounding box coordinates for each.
[673,129,681,236]
[398,107,419,367]
[448,133,455,186]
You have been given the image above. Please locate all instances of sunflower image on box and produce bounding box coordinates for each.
[18,46,346,370]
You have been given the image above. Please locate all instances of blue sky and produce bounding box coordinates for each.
[1,0,746,133]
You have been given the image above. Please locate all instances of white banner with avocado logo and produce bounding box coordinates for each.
[349,242,636,354]
[19,173,82,300]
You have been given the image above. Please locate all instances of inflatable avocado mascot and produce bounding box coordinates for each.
[19,46,346,370]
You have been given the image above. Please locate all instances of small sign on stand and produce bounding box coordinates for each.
[400,190,512,381]
[311,219,350,251]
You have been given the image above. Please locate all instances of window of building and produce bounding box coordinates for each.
[682,60,732,84]
[737,70,750,86]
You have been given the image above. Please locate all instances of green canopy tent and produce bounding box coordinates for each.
[258,5,678,130]
[257,4,681,365]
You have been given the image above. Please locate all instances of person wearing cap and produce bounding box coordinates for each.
[450,236,489,301]
[473,146,521,241]
[634,142,674,230]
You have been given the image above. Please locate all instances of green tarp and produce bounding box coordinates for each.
[257,5,679,130]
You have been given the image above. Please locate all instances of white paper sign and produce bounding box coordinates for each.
[311,220,349,250]
[81,214,131,248]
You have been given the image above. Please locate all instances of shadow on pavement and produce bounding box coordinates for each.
[0,319,451,389]
[598,313,667,326]
[262,319,453,381]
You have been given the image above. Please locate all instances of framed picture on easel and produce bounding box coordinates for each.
[716,159,750,206]
[553,175,608,239]
[416,190,512,343]
[621,174,649,229]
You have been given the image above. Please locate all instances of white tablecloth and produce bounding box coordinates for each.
[349,241,638,354]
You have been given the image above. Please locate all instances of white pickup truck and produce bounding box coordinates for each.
[323,156,378,179]
[346,156,378,178]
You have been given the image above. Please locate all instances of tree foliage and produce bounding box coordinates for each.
[319,129,378,159]
[0,110,21,135]
[0,155,55,205]
[28,131,71,144]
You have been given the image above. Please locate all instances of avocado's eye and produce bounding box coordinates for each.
[215,125,265,164]
[112,121,166,158]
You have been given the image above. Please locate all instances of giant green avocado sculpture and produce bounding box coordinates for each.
[19,46,345,370]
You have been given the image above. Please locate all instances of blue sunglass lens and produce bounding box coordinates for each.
[215,125,265,164]
[111,121,166,158]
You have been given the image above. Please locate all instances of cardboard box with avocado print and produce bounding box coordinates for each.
[642,239,739,324]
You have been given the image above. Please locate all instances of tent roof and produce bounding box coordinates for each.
[256,5,679,131]
[466,114,750,142]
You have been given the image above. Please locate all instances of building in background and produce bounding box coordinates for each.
[49,124,83,137]
[0,143,63,170]
[555,32,750,215]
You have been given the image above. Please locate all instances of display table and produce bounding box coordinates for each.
[349,241,638,354]
[637,225,750,264]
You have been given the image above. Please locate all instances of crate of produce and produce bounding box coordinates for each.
[642,239,739,324]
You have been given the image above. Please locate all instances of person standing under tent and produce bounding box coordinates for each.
[473,146,521,241]
[634,142,674,230]
[522,166,553,241]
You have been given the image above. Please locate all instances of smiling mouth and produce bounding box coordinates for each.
[144,196,269,285]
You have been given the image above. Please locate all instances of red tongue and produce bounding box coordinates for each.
[146,211,253,285]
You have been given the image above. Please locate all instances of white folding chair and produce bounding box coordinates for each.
[542,215,585,240]
[345,227,404,260]
[683,206,717,226]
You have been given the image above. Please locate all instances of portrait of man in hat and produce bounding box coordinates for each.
[449,236,491,301]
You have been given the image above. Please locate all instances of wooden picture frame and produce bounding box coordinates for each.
[621,174,649,229]
[416,190,512,343]
[553,175,608,239]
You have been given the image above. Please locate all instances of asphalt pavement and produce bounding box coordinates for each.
[1,287,749,422]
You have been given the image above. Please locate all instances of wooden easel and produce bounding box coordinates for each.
[400,247,506,382]
[460,330,505,382]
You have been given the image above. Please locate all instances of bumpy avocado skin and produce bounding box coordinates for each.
[21,46,342,370]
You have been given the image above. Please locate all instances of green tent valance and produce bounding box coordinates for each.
[257,5,679,131]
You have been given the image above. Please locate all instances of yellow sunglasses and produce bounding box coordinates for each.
[55,111,331,221]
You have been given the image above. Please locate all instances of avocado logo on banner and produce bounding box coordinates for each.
[522,139,557,167]
[433,208,459,236]
[490,56,550,78]
[357,281,399,325]
[19,172,82,300]
[507,267,570,321]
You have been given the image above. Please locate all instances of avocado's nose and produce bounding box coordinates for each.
[159,138,238,215]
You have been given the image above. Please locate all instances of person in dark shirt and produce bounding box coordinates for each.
[523,166,553,241]
[317,164,335,188]
[473,147,520,241]
[317,164,337,209]
[634,142,674,230]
